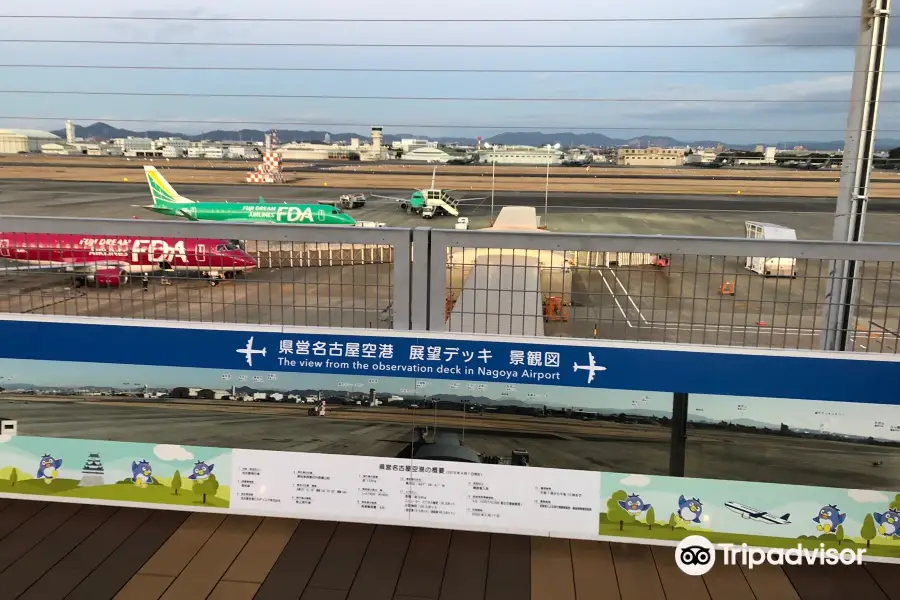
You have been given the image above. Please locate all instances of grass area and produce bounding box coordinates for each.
[0,477,229,508]
[0,467,32,481]
[599,514,900,557]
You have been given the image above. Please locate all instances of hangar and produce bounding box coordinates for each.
[0,128,62,154]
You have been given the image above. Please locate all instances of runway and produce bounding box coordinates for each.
[3,179,900,214]
[4,158,899,183]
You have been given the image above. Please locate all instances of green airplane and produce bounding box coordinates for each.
[137,166,358,225]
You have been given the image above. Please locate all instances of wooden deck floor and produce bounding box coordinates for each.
[1,498,900,600]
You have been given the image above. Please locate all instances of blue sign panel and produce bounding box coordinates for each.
[0,317,897,404]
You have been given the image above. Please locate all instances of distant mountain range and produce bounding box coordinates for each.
[50,122,900,152]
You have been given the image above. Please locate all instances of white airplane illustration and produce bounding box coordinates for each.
[236,336,267,367]
[724,501,791,525]
[572,352,607,384]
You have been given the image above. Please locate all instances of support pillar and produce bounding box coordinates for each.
[669,392,688,477]
[821,0,891,351]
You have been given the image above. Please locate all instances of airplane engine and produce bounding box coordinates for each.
[89,268,129,288]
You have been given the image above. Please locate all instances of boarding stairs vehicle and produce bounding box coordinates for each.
[420,189,460,217]
[370,167,485,219]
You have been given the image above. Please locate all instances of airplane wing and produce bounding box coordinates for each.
[443,190,488,203]
[132,204,198,220]
[588,353,596,368]
[726,502,784,522]
[132,204,167,214]
[726,502,757,513]
[175,208,199,221]
[369,193,410,203]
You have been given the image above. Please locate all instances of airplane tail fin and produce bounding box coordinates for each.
[781,513,790,520]
[144,166,195,206]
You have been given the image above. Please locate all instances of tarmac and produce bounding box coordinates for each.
[0,180,898,349]
[5,179,900,219]
[10,157,900,183]
[3,180,900,237]
[1,396,898,491]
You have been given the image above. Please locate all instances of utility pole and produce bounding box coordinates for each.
[544,149,551,227]
[821,0,891,351]
[490,158,496,223]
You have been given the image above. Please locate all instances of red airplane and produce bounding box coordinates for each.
[0,233,257,287]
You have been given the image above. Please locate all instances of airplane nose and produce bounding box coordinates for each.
[233,253,257,268]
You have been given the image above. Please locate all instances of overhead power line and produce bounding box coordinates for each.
[0,14,861,23]
[0,64,891,74]
[1,116,894,132]
[0,90,871,103]
[0,39,876,49]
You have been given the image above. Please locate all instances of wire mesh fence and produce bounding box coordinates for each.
[3,218,900,352]
[0,218,410,330]
[432,231,900,354]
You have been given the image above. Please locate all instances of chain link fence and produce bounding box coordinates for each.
[0,217,411,330]
[2,217,899,353]
[427,229,900,354]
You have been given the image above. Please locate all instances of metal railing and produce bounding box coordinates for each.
[2,216,900,353]
[423,228,900,354]
[0,216,412,331]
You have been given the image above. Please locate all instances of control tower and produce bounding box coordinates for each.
[371,126,383,158]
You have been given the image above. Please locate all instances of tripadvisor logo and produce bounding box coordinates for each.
[675,535,866,576]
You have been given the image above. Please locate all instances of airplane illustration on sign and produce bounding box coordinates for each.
[724,501,791,525]
[236,336,267,367]
[573,352,607,384]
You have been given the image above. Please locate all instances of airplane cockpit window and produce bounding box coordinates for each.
[333,207,344,214]
[216,243,238,252]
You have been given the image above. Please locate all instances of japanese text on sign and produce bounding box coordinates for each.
[274,339,562,382]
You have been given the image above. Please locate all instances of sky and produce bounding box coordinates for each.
[4,357,900,441]
[0,0,896,144]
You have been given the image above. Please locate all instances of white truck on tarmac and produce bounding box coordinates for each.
[319,194,367,210]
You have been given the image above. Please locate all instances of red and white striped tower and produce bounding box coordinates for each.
[246,150,284,184]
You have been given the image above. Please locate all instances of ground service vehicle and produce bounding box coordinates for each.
[371,168,486,219]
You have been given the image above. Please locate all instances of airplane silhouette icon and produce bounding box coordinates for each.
[572,352,607,384]
[236,336,267,367]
